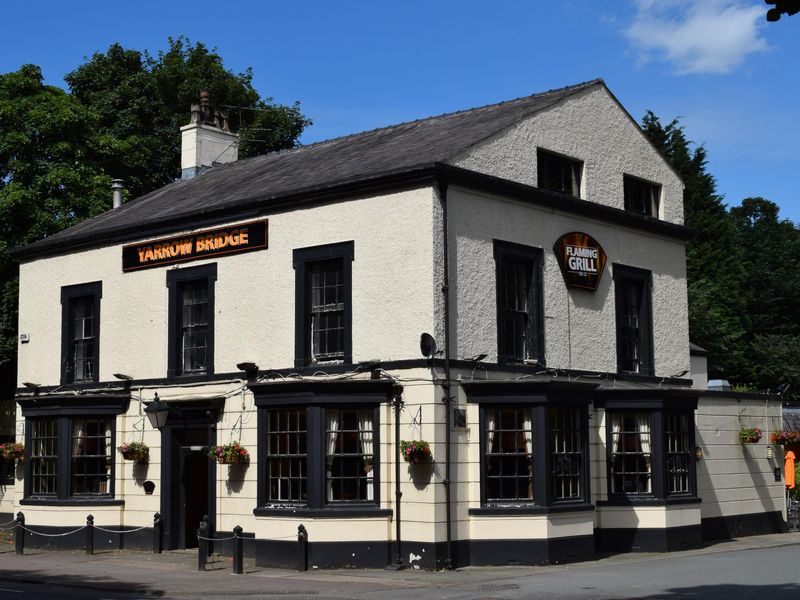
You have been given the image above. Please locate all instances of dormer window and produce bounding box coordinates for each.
[537,149,582,197]
[624,175,660,217]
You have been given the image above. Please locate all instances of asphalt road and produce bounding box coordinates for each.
[1,540,798,599]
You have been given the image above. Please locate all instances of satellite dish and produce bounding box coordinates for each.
[420,333,437,358]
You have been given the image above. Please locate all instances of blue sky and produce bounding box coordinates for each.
[2,1,797,221]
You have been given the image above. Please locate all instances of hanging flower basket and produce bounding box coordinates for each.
[118,441,149,464]
[771,431,800,445]
[117,441,149,463]
[400,440,433,465]
[739,427,762,444]
[208,442,250,465]
[0,442,24,463]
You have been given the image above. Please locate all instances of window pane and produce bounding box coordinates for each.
[71,418,112,496]
[538,150,582,197]
[71,296,95,381]
[624,176,660,217]
[616,271,651,375]
[666,413,691,494]
[485,407,533,502]
[179,280,208,374]
[609,412,652,495]
[310,260,345,362]
[326,408,374,503]
[30,418,58,496]
[265,409,307,503]
[550,408,582,501]
[497,248,543,365]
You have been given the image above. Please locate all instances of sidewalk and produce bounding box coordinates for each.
[1,532,799,599]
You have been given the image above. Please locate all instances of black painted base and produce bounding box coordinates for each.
[467,534,595,566]
[19,524,154,552]
[595,524,702,553]
[702,510,786,540]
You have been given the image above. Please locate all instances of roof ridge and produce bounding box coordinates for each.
[221,78,606,168]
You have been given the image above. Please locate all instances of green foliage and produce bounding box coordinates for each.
[65,37,310,199]
[641,111,748,380]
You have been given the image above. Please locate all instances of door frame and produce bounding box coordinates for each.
[160,403,218,550]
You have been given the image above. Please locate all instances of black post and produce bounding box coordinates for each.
[153,512,163,554]
[297,524,308,572]
[386,386,405,570]
[197,516,209,571]
[14,512,24,556]
[85,514,94,556]
[233,525,243,575]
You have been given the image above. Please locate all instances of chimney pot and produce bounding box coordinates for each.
[111,179,126,209]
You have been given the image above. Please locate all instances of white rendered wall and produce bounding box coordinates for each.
[696,395,785,522]
[447,186,690,376]
[180,123,238,174]
[450,85,684,225]
[16,187,436,386]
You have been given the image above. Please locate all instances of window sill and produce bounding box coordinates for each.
[20,498,124,507]
[469,502,594,516]
[254,506,392,518]
[597,496,701,507]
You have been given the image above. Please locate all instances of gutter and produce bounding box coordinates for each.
[437,177,455,569]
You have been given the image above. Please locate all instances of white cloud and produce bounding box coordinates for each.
[625,0,768,74]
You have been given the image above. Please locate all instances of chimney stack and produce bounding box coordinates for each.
[180,91,239,180]
[111,179,126,209]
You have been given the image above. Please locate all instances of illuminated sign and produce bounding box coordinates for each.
[122,220,268,272]
[553,231,607,291]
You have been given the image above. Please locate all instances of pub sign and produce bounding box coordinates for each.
[122,219,268,272]
[553,231,607,291]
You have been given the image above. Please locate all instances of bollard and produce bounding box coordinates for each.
[86,514,94,556]
[297,524,308,572]
[197,515,209,571]
[233,525,243,575]
[15,512,24,556]
[153,512,163,554]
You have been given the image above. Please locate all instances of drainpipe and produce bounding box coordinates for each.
[437,177,454,570]
[111,179,126,209]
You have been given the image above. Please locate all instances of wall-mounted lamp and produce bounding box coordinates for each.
[236,362,259,382]
[113,373,133,381]
[694,446,703,461]
[144,392,170,431]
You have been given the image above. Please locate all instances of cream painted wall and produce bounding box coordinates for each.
[696,395,785,520]
[17,187,436,386]
[447,186,690,376]
[450,85,684,225]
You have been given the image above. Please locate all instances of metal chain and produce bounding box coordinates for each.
[19,525,86,537]
[197,534,238,542]
[93,525,149,534]
[0,518,18,527]
[0,523,18,531]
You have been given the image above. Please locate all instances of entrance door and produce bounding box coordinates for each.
[161,407,217,550]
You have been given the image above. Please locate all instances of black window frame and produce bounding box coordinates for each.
[494,240,545,365]
[60,281,102,385]
[293,242,354,369]
[537,149,583,197]
[613,264,654,377]
[599,392,698,505]
[252,380,392,517]
[465,381,595,514]
[624,175,661,218]
[166,263,217,378]
[18,395,127,506]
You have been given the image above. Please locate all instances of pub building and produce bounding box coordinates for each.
[8,80,785,568]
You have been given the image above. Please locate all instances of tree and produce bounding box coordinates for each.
[730,198,800,400]
[641,112,748,381]
[65,37,310,200]
[0,65,111,428]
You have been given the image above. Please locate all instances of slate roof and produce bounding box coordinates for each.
[18,79,605,258]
